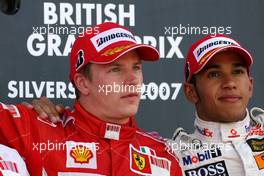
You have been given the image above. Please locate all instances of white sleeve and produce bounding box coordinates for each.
[166,127,198,157]
[0,145,30,176]
[250,107,264,124]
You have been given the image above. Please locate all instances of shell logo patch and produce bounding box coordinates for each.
[66,141,97,169]
[70,145,93,164]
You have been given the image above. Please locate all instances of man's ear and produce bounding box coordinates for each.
[184,82,199,104]
[249,76,254,98]
[73,73,90,96]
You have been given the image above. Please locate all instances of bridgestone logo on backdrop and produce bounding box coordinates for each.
[91,28,136,52]
[193,37,240,63]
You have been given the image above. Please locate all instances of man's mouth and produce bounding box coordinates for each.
[121,93,139,99]
[218,95,242,103]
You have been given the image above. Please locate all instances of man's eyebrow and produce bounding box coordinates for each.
[134,61,142,65]
[107,61,142,67]
[202,62,247,72]
[202,64,220,72]
[233,62,247,68]
[108,63,121,66]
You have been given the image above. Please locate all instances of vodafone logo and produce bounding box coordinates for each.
[228,129,240,138]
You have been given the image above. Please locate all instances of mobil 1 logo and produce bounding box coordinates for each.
[182,148,222,166]
[184,160,229,176]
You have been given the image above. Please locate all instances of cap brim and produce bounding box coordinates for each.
[194,45,253,75]
[90,44,160,64]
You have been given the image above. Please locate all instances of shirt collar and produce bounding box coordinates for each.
[71,101,137,141]
[194,109,251,142]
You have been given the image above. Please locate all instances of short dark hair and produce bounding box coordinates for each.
[189,75,196,85]
[185,62,196,85]
[74,63,93,99]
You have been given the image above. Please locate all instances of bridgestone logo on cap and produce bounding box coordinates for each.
[193,37,240,62]
[91,28,136,52]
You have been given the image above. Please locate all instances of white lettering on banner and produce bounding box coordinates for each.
[6,81,182,101]
[141,83,182,101]
[27,34,75,56]
[7,81,76,99]
[27,2,185,58]
[135,36,184,59]
[27,34,184,59]
[27,34,46,56]
[43,2,135,26]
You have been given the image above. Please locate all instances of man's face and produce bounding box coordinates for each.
[86,50,143,124]
[185,51,253,122]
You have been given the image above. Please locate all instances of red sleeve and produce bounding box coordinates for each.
[0,102,56,175]
[0,102,34,157]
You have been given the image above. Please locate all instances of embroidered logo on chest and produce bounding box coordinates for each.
[66,141,98,169]
[129,145,171,176]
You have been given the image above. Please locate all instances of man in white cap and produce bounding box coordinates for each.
[168,34,264,176]
[0,22,182,175]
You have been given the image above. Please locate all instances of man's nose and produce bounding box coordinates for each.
[221,74,237,90]
[124,71,138,85]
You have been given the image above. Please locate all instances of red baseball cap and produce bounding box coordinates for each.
[185,34,253,82]
[69,22,159,81]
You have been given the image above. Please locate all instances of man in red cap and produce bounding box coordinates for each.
[0,22,182,175]
[168,34,264,175]
[22,33,264,176]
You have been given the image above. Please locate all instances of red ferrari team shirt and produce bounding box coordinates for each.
[0,102,182,176]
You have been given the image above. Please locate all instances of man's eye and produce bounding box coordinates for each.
[233,69,245,75]
[110,67,120,72]
[133,65,141,71]
[208,72,220,78]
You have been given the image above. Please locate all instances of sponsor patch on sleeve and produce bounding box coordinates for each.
[247,138,264,152]
[0,103,21,118]
[254,152,264,170]
[0,160,19,174]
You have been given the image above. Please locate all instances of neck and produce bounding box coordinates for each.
[196,109,247,123]
[78,98,130,125]
[194,110,251,142]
